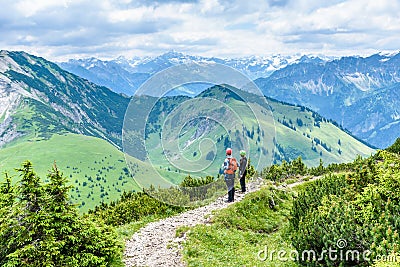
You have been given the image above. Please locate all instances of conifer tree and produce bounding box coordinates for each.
[0,161,121,266]
[0,173,17,265]
[246,157,256,179]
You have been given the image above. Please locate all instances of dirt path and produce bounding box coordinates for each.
[123,178,264,267]
[123,176,316,267]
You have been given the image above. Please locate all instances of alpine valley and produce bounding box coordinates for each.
[0,50,376,211]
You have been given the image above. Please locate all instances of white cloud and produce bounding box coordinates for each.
[15,0,68,17]
[0,0,399,60]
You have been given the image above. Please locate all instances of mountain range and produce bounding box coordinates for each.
[60,51,400,148]
[0,50,137,211]
[0,50,378,163]
[0,50,375,209]
[59,51,305,96]
[255,52,400,148]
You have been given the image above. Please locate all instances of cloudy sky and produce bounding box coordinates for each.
[1,0,399,61]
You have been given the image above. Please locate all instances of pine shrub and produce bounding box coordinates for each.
[0,161,121,266]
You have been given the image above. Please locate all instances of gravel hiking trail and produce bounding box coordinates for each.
[123,176,317,267]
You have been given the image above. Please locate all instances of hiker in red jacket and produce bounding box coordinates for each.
[222,148,238,202]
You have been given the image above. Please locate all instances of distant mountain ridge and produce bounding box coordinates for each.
[0,50,129,147]
[59,51,306,96]
[255,52,400,148]
[59,51,400,148]
[0,50,376,206]
[0,50,375,164]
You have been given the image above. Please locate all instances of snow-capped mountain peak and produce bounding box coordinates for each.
[59,51,306,96]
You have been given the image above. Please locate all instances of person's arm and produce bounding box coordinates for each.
[243,157,248,176]
[239,158,245,174]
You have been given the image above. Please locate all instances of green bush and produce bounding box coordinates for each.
[291,195,369,266]
[180,175,214,187]
[386,138,400,154]
[290,173,348,231]
[289,150,400,266]
[0,161,121,266]
[88,189,187,226]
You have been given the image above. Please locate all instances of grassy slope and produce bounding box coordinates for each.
[269,100,376,165]
[180,185,299,267]
[0,133,172,212]
[145,92,375,179]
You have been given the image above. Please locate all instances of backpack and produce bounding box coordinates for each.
[225,157,238,175]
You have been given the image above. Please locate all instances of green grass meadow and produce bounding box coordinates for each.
[0,133,155,212]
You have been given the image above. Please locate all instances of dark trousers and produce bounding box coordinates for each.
[225,175,235,202]
[240,171,247,192]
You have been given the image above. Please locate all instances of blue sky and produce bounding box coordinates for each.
[1,0,399,61]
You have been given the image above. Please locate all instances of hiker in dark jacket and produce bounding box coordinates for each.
[239,150,247,193]
[222,148,238,202]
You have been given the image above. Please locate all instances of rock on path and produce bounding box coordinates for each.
[123,178,265,267]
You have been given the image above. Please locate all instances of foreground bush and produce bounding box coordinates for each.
[0,161,121,267]
[289,151,400,266]
[386,137,400,154]
[88,189,187,226]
